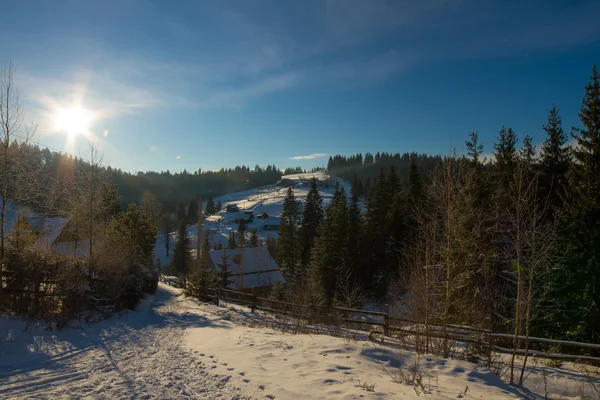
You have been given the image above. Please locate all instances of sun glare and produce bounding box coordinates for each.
[54,106,92,136]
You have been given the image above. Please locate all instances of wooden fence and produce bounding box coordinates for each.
[171,281,600,365]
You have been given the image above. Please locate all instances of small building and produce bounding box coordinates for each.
[242,210,254,222]
[231,212,251,224]
[207,247,286,292]
[225,204,240,213]
[263,218,280,231]
[256,212,269,220]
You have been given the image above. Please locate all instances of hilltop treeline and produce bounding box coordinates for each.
[326,152,443,197]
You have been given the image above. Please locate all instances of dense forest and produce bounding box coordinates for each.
[270,65,600,350]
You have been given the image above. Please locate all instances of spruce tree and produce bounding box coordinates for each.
[567,65,600,342]
[299,178,324,266]
[218,250,234,288]
[249,228,260,247]
[346,181,363,289]
[176,198,187,225]
[216,200,222,213]
[187,197,198,224]
[227,230,237,249]
[172,221,191,285]
[540,105,570,212]
[570,65,600,220]
[466,130,483,165]
[519,135,536,165]
[408,155,422,202]
[205,194,216,216]
[98,183,120,222]
[277,186,300,282]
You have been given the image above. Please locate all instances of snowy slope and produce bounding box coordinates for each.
[3,284,597,399]
[155,172,351,267]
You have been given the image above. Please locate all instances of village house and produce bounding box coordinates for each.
[207,247,286,294]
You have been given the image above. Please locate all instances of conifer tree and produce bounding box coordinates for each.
[216,200,222,213]
[567,64,600,342]
[172,221,191,286]
[540,105,570,212]
[387,166,400,199]
[346,181,363,288]
[217,250,234,288]
[205,194,216,216]
[161,212,173,257]
[176,198,187,225]
[466,130,483,165]
[249,228,260,247]
[519,135,536,166]
[227,230,237,249]
[277,186,300,281]
[187,197,198,224]
[408,155,422,202]
[311,181,349,303]
[98,182,120,222]
[299,178,324,266]
[237,219,247,248]
[570,65,600,220]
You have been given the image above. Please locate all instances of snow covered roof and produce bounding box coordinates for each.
[263,218,280,226]
[208,247,286,289]
[25,216,70,249]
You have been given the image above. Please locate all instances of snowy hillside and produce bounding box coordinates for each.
[155,172,350,267]
[2,283,597,399]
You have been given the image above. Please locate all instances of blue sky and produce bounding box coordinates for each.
[2,0,600,173]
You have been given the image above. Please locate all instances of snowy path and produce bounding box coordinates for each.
[2,284,598,399]
[0,285,251,399]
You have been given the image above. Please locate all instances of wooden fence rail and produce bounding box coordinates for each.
[164,277,600,365]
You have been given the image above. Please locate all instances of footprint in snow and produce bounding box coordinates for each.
[243,378,251,383]
[239,372,245,376]
[265,395,275,399]
[227,368,234,371]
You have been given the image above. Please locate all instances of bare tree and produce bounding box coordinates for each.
[505,164,559,384]
[0,62,42,295]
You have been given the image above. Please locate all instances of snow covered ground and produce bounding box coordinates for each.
[2,283,598,399]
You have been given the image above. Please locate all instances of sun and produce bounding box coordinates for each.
[54,106,92,136]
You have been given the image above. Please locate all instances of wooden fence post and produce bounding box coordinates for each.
[250,294,256,313]
[384,304,389,336]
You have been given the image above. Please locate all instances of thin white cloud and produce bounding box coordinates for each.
[290,153,328,160]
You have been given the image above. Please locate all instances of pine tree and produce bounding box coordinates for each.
[161,212,173,257]
[172,220,191,285]
[494,126,518,178]
[216,200,222,213]
[311,181,349,303]
[98,182,120,222]
[566,65,600,342]
[299,178,324,266]
[176,198,187,225]
[217,250,234,288]
[387,166,400,199]
[346,182,363,289]
[227,230,237,249]
[466,130,483,165]
[187,197,199,224]
[570,65,600,220]
[408,155,422,202]
[277,186,300,281]
[540,105,570,212]
[519,135,536,165]
[249,228,260,247]
[237,219,247,248]
[205,193,216,216]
